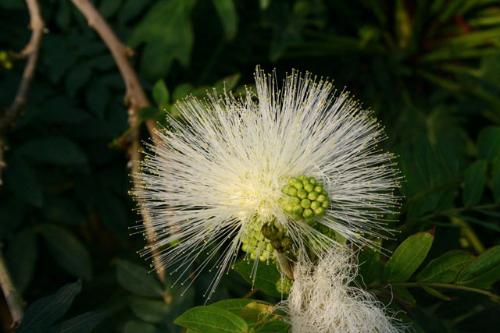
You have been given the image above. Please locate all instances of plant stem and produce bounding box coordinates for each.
[0,249,23,328]
[0,0,45,186]
[70,0,165,283]
[0,0,44,328]
[392,282,500,302]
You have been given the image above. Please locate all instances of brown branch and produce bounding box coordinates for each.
[0,0,45,186]
[0,0,44,328]
[69,0,164,282]
[0,249,23,329]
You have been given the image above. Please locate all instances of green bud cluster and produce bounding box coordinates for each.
[275,276,293,294]
[279,175,330,221]
[261,221,292,253]
[240,217,275,262]
[0,51,13,70]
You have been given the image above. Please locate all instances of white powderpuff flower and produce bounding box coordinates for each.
[282,246,404,333]
[134,67,400,294]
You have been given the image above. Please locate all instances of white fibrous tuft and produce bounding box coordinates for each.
[134,67,400,295]
[282,247,405,333]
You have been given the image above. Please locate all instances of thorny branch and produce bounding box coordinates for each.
[70,0,165,283]
[0,0,45,329]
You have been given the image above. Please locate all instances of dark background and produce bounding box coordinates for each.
[0,0,499,332]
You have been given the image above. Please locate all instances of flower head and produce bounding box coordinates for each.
[282,247,404,333]
[134,67,400,295]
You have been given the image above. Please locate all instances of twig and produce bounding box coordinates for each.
[0,0,45,186]
[70,0,164,282]
[0,249,23,328]
[0,0,44,328]
[392,282,500,303]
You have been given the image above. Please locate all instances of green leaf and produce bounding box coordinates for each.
[210,299,253,314]
[129,297,171,323]
[416,250,474,283]
[462,160,488,206]
[138,106,164,122]
[7,229,37,293]
[457,245,500,288]
[213,73,241,92]
[65,65,92,97]
[39,224,92,280]
[44,196,86,225]
[18,137,87,166]
[358,248,382,284]
[421,286,452,301]
[129,0,196,78]
[172,83,194,101]
[85,78,110,117]
[0,198,26,237]
[492,156,500,202]
[239,301,274,323]
[119,0,150,24]
[4,156,43,206]
[54,310,109,333]
[384,232,434,282]
[18,280,82,333]
[392,286,416,306]
[98,0,123,18]
[212,299,274,325]
[235,260,281,297]
[212,0,238,40]
[175,306,248,333]
[123,321,157,333]
[152,79,170,106]
[115,259,163,298]
[256,320,290,333]
[95,191,128,235]
[259,0,271,10]
[477,126,500,160]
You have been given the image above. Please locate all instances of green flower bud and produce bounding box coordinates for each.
[301,199,311,208]
[280,175,331,222]
[293,205,304,215]
[308,192,318,200]
[314,207,325,216]
[304,183,314,192]
[276,277,293,294]
[240,216,276,262]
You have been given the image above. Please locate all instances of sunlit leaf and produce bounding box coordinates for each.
[416,250,474,283]
[175,306,248,333]
[384,232,434,282]
[457,245,500,288]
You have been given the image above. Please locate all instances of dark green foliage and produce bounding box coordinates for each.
[1,0,500,332]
